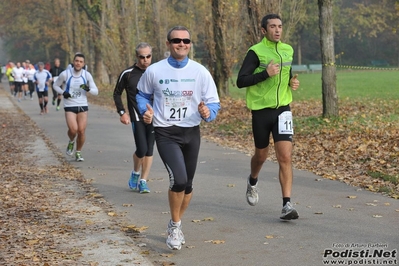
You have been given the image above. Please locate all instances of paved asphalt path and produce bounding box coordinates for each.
[5,83,398,266]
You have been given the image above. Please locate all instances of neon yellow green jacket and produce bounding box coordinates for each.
[246,37,293,110]
[6,67,14,82]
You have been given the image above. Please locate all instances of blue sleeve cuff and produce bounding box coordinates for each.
[203,102,220,122]
[136,91,152,115]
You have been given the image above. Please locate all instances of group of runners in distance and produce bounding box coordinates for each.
[3,13,300,251]
[4,54,98,162]
[4,58,71,113]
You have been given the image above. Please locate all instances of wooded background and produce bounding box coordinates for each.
[0,0,398,94]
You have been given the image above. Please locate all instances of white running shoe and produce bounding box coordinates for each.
[167,220,185,244]
[75,151,84,162]
[246,176,259,206]
[166,221,185,250]
[280,202,299,220]
[66,141,74,156]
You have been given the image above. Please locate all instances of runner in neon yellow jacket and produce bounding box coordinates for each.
[6,62,15,95]
[242,37,294,110]
[236,14,300,221]
[6,65,14,82]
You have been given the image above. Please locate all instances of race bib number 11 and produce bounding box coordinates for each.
[278,111,293,134]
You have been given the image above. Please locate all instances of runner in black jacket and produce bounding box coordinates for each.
[113,42,155,194]
[49,58,65,110]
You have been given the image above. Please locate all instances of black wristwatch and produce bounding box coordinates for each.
[119,110,125,116]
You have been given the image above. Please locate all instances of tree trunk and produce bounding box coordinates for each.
[118,0,130,68]
[57,0,73,66]
[243,0,282,45]
[211,0,229,97]
[297,34,302,65]
[152,0,162,62]
[318,0,338,117]
[245,0,261,44]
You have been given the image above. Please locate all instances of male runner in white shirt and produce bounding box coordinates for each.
[53,53,98,162]
[137,26,220,251]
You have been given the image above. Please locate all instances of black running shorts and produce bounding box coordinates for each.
[37,91,49,98]
[251,105,293,149]
[64,106,88,113]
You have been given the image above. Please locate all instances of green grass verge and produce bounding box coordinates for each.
[229,70,399,101]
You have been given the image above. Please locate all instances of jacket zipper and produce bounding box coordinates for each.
[275,43,283,108]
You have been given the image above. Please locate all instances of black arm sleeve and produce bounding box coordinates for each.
[236,50,270,88]
[113,71,127,113]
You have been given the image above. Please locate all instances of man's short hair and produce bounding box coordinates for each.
[261,14,282,29]
[167,26,191,41]
[135,42,152,55]
[74,52,85,60]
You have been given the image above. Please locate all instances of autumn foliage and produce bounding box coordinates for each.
[200,97,399,199]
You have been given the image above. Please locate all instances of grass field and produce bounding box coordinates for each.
[97,69,399,107]
[228,70,399,101]
[215,69,399,197]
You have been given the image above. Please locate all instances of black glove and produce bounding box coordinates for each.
[80,84,90,92]
[63,91,71,99]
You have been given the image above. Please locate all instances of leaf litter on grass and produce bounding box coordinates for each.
[200,97,399,199]
[90,88,399,198]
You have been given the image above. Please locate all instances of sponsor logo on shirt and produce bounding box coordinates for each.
[159,79,181,84]
[181,79,195,82]
[162,88,193,96]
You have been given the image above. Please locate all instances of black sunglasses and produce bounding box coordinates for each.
[169,38,191,44]
[138,54,152,59]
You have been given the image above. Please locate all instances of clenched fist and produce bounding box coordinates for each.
[198,101,210,119]
[290,74,300,90]
[143,103,154,124]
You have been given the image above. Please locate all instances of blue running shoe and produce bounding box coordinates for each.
[139,179,150,194]
[128,171,140,190]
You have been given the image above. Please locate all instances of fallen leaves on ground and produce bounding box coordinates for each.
[199,97,399,199]
[0,104,148,265]
[0,110,84,264]
[204,240,225,244]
